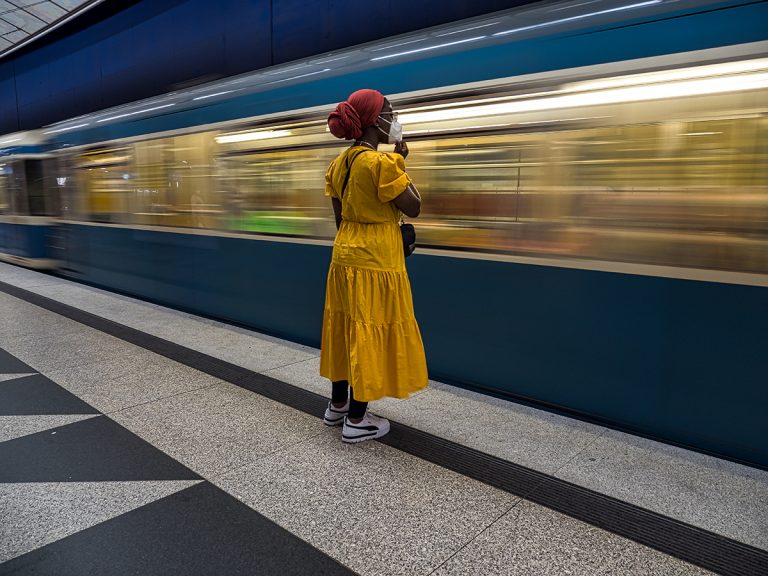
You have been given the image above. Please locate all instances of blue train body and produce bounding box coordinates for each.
[0,219,54,264]
[56,217,768,469]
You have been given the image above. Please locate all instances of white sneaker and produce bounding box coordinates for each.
[342,412,390,443]
[323,400,349,426]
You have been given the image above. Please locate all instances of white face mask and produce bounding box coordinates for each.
[378,115,403,144]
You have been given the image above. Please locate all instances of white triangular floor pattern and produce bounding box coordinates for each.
[0,373,36,383]
[0,414,100,442]
[0,480,202,562]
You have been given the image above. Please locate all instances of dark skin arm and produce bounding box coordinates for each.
[331,138,421,227]
[392,140,421,218]
[393,183,421,218]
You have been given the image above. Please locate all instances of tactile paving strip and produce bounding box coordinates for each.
[1,279,766,576]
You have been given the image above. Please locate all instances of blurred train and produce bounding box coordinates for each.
[1,0,767,468]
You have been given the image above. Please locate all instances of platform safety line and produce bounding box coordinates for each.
[1,279,766,576]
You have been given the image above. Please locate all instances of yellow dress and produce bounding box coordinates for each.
[319,146,428,402]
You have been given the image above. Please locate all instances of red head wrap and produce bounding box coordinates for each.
[328,89,385,140]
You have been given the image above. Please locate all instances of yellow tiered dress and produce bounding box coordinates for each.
[319,146,428,402]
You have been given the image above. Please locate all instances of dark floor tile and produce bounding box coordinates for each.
[0,348,34,374]
[0,374,100,416]
[0,416,200,483]
[0,481,354,576]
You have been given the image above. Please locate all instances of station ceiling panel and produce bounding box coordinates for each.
[0,0,95,57]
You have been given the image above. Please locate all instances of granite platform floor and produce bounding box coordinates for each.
[0,262,766,575]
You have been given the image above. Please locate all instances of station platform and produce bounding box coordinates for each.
[0,261,766,576]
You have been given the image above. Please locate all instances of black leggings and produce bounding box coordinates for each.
[332,380,367,419]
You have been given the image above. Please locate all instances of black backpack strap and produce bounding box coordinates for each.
[340,149,370,199]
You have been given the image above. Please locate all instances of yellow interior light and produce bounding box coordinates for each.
[215,130,292,144]
[399,61,768,126]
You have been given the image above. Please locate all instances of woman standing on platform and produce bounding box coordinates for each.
[320,89,428,443]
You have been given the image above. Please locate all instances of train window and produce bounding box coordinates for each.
[0,160,30,216]
[0,162,9,214]
[25,160,52,216]
[51,156,76,219]
[132,133,219,229]
[0,160,59,217]
[554,113,768,272]
[75,148,132,223]
[392,90,768,272]
[218,147,339,238]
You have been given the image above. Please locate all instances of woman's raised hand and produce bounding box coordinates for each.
[394,140,409,159]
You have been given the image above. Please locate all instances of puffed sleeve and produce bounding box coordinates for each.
[324,162,338,198]
[376,152,412,203]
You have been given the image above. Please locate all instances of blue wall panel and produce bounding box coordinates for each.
[0,0,274,132]
[0,71,19,134]
[221,0,273,78]
[0,222,52,259]
[0,0,530,134]
[271,0,529,63]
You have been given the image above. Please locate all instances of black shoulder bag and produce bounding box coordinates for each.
[341,150,417,258]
